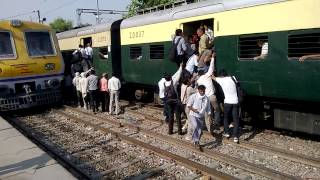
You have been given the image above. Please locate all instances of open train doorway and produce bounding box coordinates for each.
[81,37,92,47]
[182,18,214,41]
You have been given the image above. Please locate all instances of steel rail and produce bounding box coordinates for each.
[56,109,235,180]
[63,107,299,180]
[6,116,93,180]
[125,108,320,169]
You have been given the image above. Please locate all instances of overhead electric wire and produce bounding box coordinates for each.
[0,11,35,21]
[43,0,82,15]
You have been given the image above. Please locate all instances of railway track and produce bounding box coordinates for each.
[7,113,204,179]
[64,106,303,180]
[122,103,320,169]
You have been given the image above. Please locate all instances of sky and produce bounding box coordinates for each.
[0,0,131,26]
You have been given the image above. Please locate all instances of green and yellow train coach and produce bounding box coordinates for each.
[120,0,320,134]
[57,20,122,77]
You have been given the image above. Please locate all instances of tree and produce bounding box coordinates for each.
[49,18,73,33]
[127,0,174,17]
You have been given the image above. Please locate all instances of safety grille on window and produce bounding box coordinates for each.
[288,33,320,58]
[150,45,164,60]
[130,46,142,60]
[238,35,268,59]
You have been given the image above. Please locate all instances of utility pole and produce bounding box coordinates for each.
[96,0,100,24]
[33,10,42,23]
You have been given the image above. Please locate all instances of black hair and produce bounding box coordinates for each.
[198,70,205,76]
[79,44,83,48]
[175,29,183,36]
[218,69,228,77]
[198,85,206,90]
[164,74,172,81]
[90,69,96,75]
[181,77,190,85]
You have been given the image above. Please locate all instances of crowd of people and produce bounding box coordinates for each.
[159,26,241,150]
[72,68,121,115]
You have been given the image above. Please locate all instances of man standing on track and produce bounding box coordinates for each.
[108,73,121,115]
[87,69,99,113]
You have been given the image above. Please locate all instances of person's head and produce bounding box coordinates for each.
[198,70,205,76]
[181,77,190,85]
[204,24,208,31]
[86,43,91,47]
[197,28,204,37]
[175,29,183,36]
[90,69,95,75]
[218,69,228,77]
[112,72,117,78]
[102,73,108,79]
[164,73,172,81]
[193,50,199,57]
[75,72,80,77]
[198,85,206,96]
[79,44,83,48]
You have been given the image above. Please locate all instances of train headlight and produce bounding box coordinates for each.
[45,63,55,70]
[10,19,22,27]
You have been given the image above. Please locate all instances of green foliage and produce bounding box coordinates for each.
[126,0,174,17]
[49,18,73,33]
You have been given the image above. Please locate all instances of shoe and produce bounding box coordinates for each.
[233,137,239,143]
[229,123,234,128]
[194,142,203,152]
[223,133,230,138]
[185,136,191,141]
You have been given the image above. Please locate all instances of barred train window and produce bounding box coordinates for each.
[98,46,109,60]
[130,46,142,60]
[0,31,16,59]
[150,44,164,60]
[25,31,55,57]
[238,35,268,59]
[288,33,320,59]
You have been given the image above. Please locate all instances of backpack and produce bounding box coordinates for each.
[164,80,178,100]
[168,37,182,62]
[231,76,245,105]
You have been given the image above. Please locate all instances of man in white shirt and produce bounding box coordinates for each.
[185,52,199,75]
[196,55,220,133]
[72,72,83,108]
[213,69,240,143]
[108,73,121,115]
[85,43,93,67]
[164,64,183,134]
[158,76,168,122]
[187,85,211,149]
[253,40,268,60]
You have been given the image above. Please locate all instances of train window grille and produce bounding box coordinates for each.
[25,31,55,57]
[149,44,164,60]
[0,31,16,59]
[238,35,268,60]
[130,46,142,60]
[98,46,109,60]
[288,33,320,59]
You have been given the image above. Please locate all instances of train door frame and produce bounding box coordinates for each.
[182,18,214,41]
[80,37,92,47]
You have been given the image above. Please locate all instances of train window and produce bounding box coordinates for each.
[238,35,268,60]
[130,46,142,60]
[25,31,55,57]
[288,33,320,60]
[0,31,16,59]
[150,45,164,60]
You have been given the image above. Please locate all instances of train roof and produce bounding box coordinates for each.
[56,21,117,40]
[121,0,286,29]
[0,20,51,29]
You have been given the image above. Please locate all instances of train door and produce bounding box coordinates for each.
[80,37,92,47]
[182,18,214,42]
